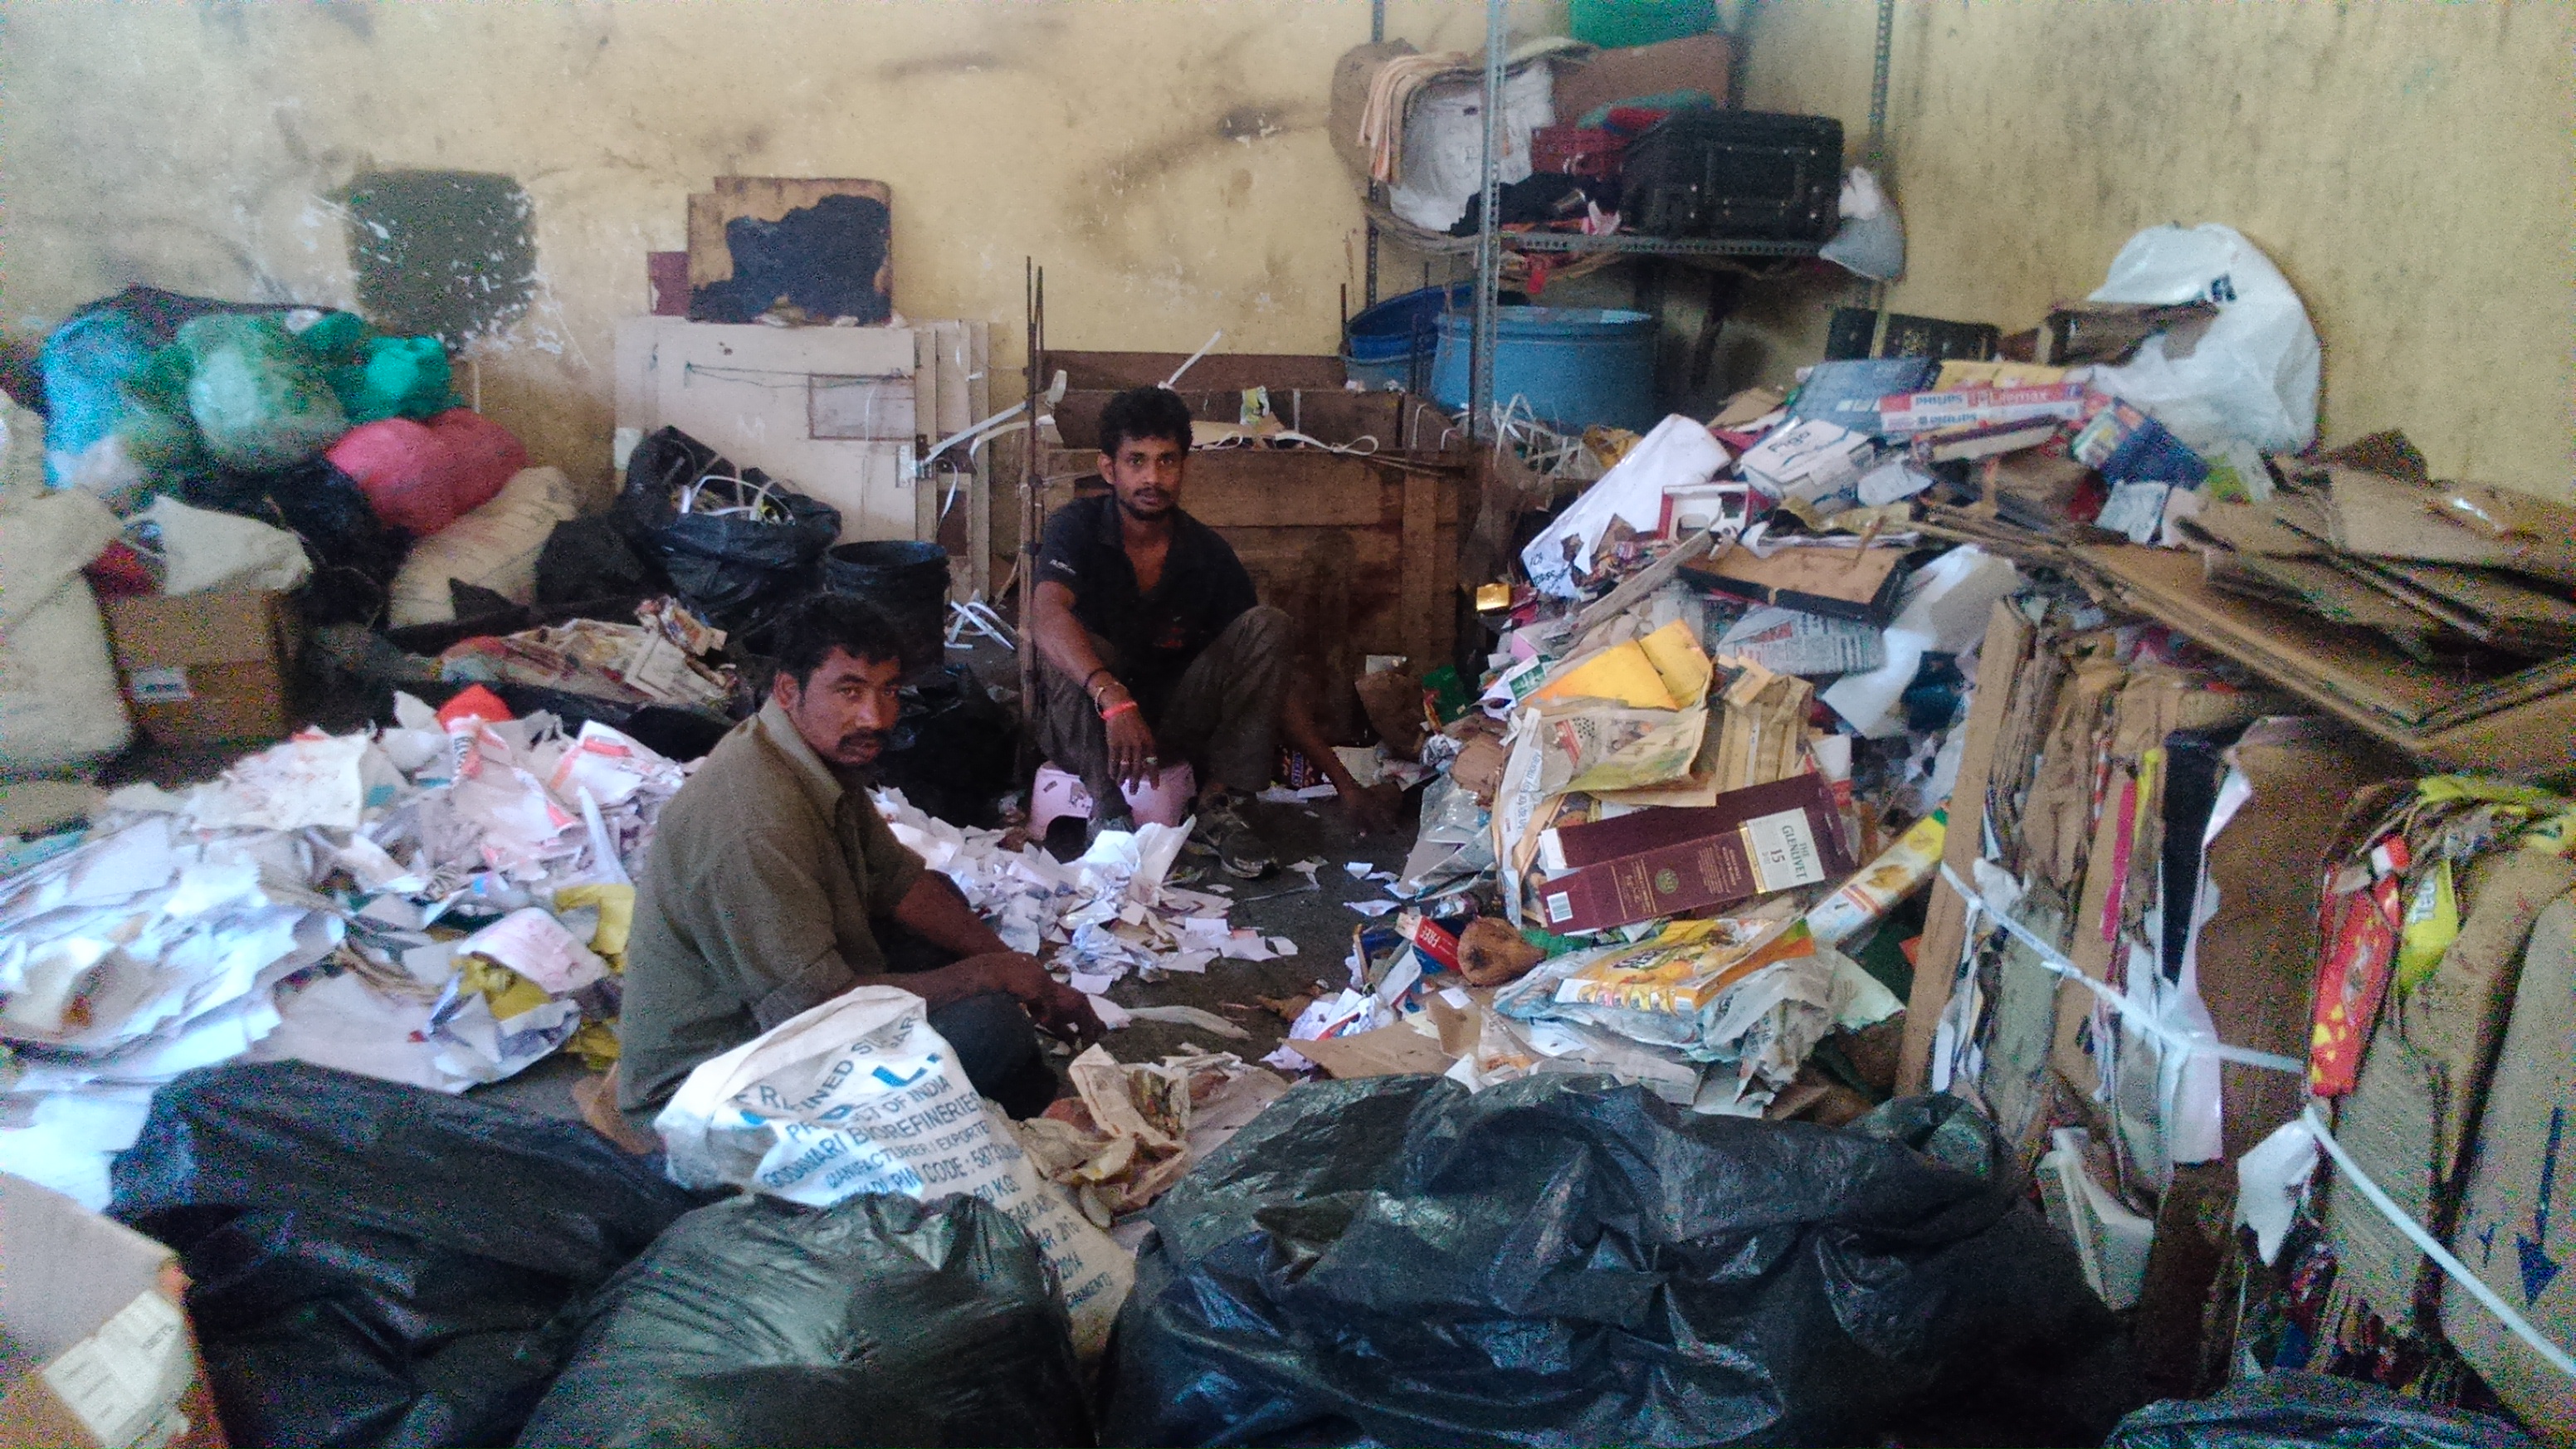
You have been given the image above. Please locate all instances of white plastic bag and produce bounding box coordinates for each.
[389,466,580,627]
[0,488,130,771]
[1818,544,2020,739]
[656,985,1134,1359]
[1817,167,1904,282]
[140,495,311,595]
[1,394,47,505]
[2086,223,2320,453]
[1388,63,1554,232]
[1521,413,1728,598]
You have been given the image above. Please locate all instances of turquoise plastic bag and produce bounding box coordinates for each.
[37,310,204,507]
[342,335,459,424]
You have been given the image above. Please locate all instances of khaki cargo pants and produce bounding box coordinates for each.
[1036,605,1292,809]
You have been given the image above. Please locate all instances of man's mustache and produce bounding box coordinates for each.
[837,729,890,754]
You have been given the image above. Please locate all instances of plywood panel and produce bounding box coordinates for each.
[614,317,919,544]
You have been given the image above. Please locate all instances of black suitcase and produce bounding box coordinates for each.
[1621,110,1844,242]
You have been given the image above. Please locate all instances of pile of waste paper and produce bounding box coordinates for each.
[0,685,683,1204]
[0,681,1290,1212]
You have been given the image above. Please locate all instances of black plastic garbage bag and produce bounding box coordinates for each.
[108,1061,701,1448]
[534,514,668,610]
[617,426,838,635]
[876,662,1020,827]
[2106,1372,2536,1448]
[517,1192,1090,1447]
[1850,1089,2007,1180]
[178,456,410,625]
[1105,1076,2133,1447]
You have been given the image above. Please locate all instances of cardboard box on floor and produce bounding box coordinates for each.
[2442,895,2576,1442]
[102,591,296,749]
[0,1173,226,1449]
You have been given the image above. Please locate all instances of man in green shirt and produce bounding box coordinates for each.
[617,596,1102,1134]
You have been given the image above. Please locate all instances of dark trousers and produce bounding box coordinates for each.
[1035,605,1294,807]
[881,926,1061,1120]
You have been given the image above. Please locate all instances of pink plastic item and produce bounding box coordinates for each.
[327,407,527,537]
[1028,761,1194,839]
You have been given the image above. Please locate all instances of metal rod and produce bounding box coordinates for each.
[1866,0,1895,166]
[1364,0,1387,306]
[1866,0,1896,314]
[1016,259,1041,762]
[1469,0,1505,441]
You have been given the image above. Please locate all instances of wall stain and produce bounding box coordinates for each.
[1217,106,1287,143]
[313,1,373,42]
[876,49,1007,82]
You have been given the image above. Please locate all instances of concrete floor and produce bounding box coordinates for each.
[1076,791,1416,1067]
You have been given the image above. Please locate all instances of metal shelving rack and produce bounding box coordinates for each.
[1359,0,1902,439]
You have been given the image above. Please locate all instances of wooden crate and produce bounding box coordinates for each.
[1036,351,1467,738]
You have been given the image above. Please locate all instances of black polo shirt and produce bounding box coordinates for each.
[1037,494,1258,721]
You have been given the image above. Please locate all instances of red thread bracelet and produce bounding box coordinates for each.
[1100,700,1139,723]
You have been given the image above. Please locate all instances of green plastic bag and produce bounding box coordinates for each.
[176,314,348,471]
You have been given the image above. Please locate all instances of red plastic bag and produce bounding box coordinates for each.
[326,407,525,537]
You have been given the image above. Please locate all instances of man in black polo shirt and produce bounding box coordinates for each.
[1028,385,1390,876]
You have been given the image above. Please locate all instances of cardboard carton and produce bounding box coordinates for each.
[102,591,296,749]
[1544,772,1847,873]
[0,1173,226,1448]
[2440,895,2576,1441]
[1534,773,1850,933]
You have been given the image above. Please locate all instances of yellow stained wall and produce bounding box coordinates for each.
[0,0,1556,490]
[6,2,2564,500]
[1732,0,2575,500]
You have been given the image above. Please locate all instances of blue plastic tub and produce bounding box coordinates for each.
[1343,283,1471,390]
[1430,306,1658,432]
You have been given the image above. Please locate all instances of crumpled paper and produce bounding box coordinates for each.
[1011,1046,1287,1225]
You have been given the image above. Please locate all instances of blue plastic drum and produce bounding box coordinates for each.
[1430,306,1658,432]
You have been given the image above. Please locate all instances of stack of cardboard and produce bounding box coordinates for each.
[2079,432,2576,776]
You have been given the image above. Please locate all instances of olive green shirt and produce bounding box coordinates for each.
[617,699,927,1129]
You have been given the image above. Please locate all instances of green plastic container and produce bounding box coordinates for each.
[1569,0,1716,49]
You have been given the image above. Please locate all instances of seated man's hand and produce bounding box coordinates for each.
[1105,705,1160,791]
[970,950,1107,1050]
[1339,778,1403,837]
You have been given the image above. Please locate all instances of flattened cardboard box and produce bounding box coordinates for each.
[2440,895,2576,1442]
[0,1173,226,1448]
[103,592,295,749]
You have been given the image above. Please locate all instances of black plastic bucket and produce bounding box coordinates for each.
[822,539,950,671]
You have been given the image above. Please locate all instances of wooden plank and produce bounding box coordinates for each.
[1897,598,2032,1095]
[1043,350,1345,393]
[1400,465,1438,668]
[967,322,993,601]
